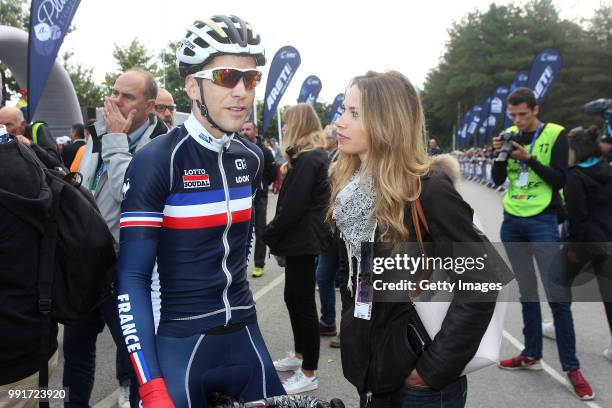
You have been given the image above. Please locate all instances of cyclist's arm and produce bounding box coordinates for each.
[117,142,169,386]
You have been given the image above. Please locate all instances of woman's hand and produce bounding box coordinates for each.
[405,368,429,388]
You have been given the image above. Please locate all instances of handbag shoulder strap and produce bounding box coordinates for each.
[411,198,429,255]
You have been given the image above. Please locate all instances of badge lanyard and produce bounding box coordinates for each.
[520,123,543,172]
[516,124,542,187]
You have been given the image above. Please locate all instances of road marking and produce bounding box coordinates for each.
[253,274,285,301]
[93,274,286,408]
[92,389,118,408]
[502,330,603,408]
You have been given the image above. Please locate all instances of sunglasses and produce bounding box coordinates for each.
[155,104,176,113]
[192,67,262,90]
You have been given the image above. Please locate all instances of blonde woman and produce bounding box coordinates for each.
[263,103,330,394]
[331,71,496,407]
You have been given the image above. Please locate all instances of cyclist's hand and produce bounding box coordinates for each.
[139,378,175,408]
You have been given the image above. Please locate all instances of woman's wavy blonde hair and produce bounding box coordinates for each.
[281,103,325,172]
[329,70,430,242]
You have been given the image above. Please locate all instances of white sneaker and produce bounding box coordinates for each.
[542,321,556,340]
[282,369,318,394]
[273,351,303,372]
[118,382,130,408]
[604,347,612,361]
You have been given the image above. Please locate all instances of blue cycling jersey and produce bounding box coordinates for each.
[116,114,264,385]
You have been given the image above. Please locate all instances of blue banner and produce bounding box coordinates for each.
[329,93,344,124]
[297,75,322,105]
[477,97,492,146]
[503,70,529,129]
[482,86,510,142]
[466,104,483,146]
[28,0,81,121]
[458,109,473,147]
[527,48,563,105]
[262,46,301,133]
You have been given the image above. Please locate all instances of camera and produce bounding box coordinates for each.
[494,130,518,162]
[584,98,612,140]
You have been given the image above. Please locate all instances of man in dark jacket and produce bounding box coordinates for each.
[0,138,59,405]
[600,133,612,164]
[0,106,61,168]
[241,121,277,277]
[61,123,87,169]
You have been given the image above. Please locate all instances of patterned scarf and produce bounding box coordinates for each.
[332,170,377,294]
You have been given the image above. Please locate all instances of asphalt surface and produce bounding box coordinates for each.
[48,180,612,408]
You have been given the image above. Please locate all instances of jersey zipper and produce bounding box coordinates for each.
[218,147,233,324]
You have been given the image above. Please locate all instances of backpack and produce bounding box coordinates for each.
[13,142,116,400]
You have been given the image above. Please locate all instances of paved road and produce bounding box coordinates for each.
[48,180,611,408]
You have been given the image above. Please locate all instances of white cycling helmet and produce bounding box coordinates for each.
[176,15,265,79]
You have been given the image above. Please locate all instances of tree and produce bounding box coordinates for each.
[158,41,190,113]
[421,0,612,149]
[62,52,104,108]
[103,39,160,93]
[0,0,29,99]
[0,0,29,30]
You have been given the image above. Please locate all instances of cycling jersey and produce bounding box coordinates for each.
[117,114,266,386]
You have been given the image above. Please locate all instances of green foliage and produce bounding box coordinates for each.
[103,38,160,94]
[0,0,29,30]
[62,52,104,108]
[0,0,29,98]
[421,1,612,149]
[158,41,190,113]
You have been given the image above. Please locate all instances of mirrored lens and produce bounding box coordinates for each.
[211,69,262,90]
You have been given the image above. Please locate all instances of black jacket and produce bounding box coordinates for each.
[338,168,501,392]
[61,139,86,169]
[0,140,58,385]
[263,148,330,256]
[565,159,612,243]
[256,138,277,198]
[25,122,62,169]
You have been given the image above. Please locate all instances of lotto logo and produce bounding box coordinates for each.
[235,159,247,170]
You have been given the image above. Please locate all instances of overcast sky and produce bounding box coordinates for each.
[60,0,607,106]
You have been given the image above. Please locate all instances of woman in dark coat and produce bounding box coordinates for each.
[565,126,612,361]
[263,103,330,394]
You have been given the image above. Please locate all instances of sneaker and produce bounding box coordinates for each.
[567,369,594,400]
[498,354,542,370]
[118,381,130,408]
[604,347,612,361]
[282,370,318,394]
[273,351,303,372]
[319,323,337,337]
[252,267,264,278]
[330,334,341,349]
[542,321,556,340]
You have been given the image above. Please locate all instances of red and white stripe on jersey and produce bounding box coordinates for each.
[120,212,164,228]
[162,190,252,230]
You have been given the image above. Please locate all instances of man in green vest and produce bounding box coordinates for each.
[492,87,594,401]
[0,106,61,168]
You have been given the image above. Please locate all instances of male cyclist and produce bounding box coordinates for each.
[117,15,285,407]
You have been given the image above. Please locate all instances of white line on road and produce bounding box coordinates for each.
[502,330,603,408]
[253,274,286,301]
[92,389,118,408]
[93,274,287,408]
